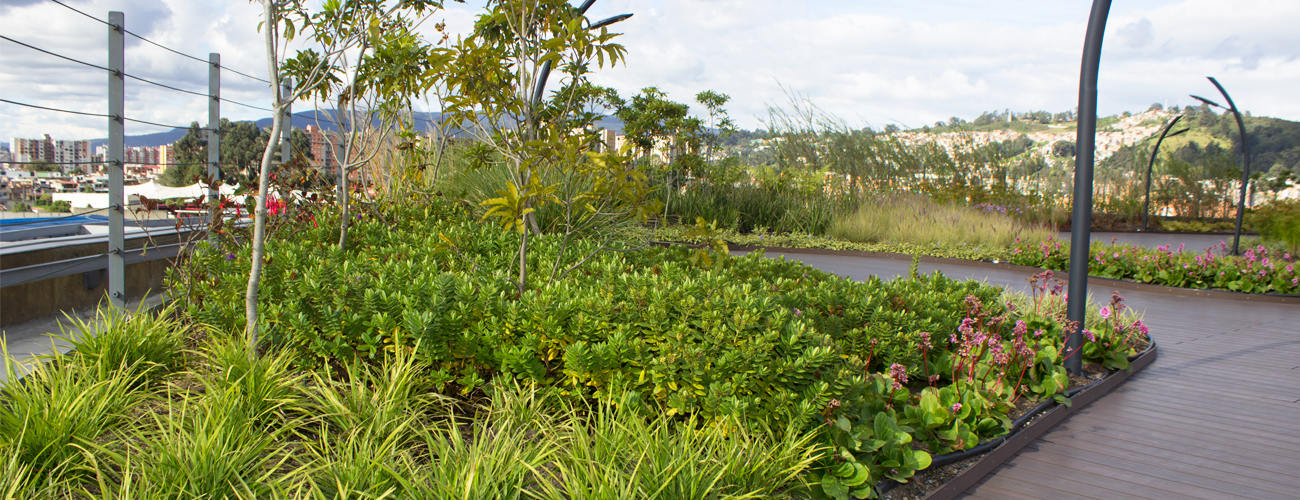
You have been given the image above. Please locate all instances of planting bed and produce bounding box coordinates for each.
[3,202,1159,498]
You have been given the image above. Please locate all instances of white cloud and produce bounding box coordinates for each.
[3,0,1298,143]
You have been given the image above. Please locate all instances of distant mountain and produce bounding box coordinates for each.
[85,110,625,149]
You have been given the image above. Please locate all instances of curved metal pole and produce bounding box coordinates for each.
[1207,77,1251,255]
[1066,0,1112,377]
[1143,114,1183,231]
[530,0,609,108]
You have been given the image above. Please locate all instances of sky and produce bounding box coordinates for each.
[1,0,1298,144]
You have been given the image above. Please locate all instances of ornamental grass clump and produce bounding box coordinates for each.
[58,302,187,388]
[0,345,144,491]
[828,194,1054,249]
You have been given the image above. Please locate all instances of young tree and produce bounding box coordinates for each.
[442,0,653,296]
[244,0,444,355]
[283,0,448,251]
[610,87,703,222]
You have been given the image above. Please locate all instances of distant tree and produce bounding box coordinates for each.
[9,202,30,212]
[882,124,900,134]
[694,89,736,162]
[1051,140,1076,158]
[1148,102,1163,112]
[998,135,1034,158]
[26,160,60,172]
[973,111,998,126]
[1122,111,1132,118]
[159,118,311,187]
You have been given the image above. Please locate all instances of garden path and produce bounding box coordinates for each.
[741,249,1300,500]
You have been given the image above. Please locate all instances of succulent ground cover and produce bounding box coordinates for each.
[3,201,1148,499]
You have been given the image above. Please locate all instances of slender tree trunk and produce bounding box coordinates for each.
[245,0,283,357]
[338,44,370,252]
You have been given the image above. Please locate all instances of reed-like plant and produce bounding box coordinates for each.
[828,194,1055,249]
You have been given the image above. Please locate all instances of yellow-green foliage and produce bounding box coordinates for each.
[828,194,1055,249]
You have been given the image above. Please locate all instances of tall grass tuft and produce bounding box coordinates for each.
[0,346,142,488]
[829,194,1055,249]
[404,392,556,500]
[530,402,822,500]
[59,302,187,387]
[107,394,297,499]
[200,335,305,427]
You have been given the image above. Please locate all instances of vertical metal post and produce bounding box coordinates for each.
[1066,0,1112,376]
[208,53,221,238]
[1207,77,1251,256]
[107,11,125,308]
[281,78,291,167]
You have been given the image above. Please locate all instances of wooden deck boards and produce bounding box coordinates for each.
[757,249,1300,500]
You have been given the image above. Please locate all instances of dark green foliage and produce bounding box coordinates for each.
[178,201,1015,429]
[159,119,313,187]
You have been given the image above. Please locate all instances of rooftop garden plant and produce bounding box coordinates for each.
[1010,237,1299,294]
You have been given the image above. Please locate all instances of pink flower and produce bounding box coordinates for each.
[1099,306,1111,319]
[1082,329,1095,342]
[889,363,909,385]
[951,403,962,413]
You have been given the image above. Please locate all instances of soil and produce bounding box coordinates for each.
[880,362,1108,500]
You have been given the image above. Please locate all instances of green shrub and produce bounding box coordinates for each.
[1247,199,1300,254]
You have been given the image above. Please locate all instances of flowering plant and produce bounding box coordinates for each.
[1011,237,1299,294]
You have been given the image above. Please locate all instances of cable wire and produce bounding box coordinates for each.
[0,34,111,73]
[222,99,274,112]
[5,160,104,165]
[47,0,272,84]
[0,98,109,118]
[1,252,111,288]
[219,66,272,85]
[123,116,196,130]
[123,72,210,100]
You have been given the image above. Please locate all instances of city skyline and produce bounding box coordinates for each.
[1,0,1298,142]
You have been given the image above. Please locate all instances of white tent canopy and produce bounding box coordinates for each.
[54,181,239,209]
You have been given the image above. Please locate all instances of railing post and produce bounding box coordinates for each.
[208,53,221,238]
[1066,0,1112,376]
[107,11,125,308]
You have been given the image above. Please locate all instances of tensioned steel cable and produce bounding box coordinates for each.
[47,0,273,84]
[2,98,203,131]
[0,98,109,118]
[0,34,111,72]
[123,72,211,100]
[223,99,274,112]
[123,116,199,130]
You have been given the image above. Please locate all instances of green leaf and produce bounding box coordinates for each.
[821,475,850,500]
